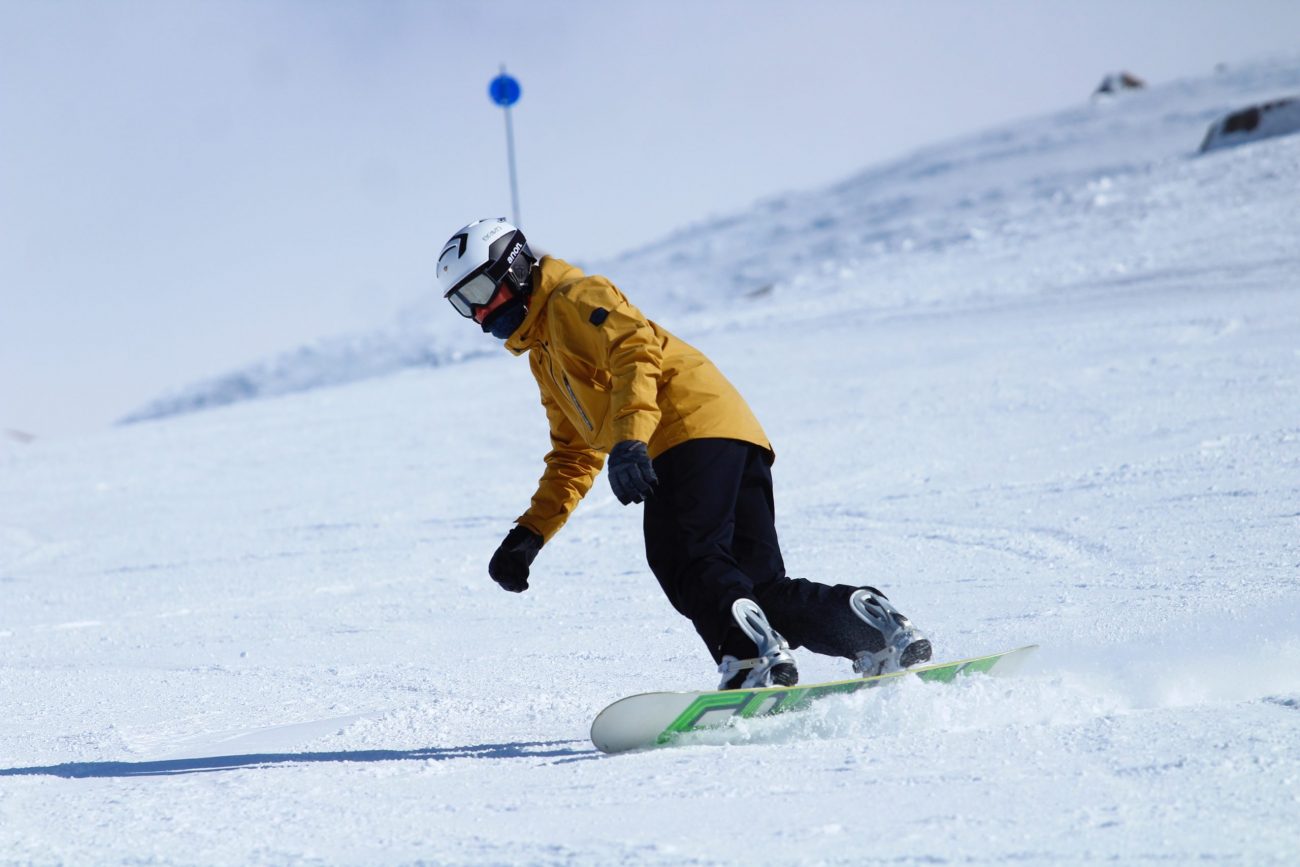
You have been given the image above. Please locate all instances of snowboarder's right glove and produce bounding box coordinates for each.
[489,525,543,593]
[607,439,658,505]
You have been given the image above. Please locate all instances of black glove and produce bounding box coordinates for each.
[608,440,658,505]
[488,525,543,592]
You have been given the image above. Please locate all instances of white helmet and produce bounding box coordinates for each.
[436,218,535,322]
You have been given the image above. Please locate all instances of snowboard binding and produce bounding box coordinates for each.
[717,598,799,690]
[849,587,932,677]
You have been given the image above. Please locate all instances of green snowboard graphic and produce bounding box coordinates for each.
[591,645,1038,754]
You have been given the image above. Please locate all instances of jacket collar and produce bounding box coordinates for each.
[504,256,584,355]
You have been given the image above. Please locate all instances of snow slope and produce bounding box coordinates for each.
[123,55,1300,423]
[3,57,1300,864]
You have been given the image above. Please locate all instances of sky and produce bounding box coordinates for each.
[3,0,1300,438]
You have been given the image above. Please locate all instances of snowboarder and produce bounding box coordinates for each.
[437,218,932,689]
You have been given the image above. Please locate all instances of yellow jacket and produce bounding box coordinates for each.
[506,257,771,541]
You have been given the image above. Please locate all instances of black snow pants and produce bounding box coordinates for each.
[643,437,879,664]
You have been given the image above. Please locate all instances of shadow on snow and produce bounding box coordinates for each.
[0,740,599,779]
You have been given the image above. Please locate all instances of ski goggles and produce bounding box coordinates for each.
[444,272,506,319]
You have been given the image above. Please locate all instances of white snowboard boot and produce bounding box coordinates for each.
[717,598,799,690]
[849,587,932,677]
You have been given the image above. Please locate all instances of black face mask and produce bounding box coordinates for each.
[483,296,528,340]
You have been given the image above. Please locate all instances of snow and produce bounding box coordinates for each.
[4,55,1300,865]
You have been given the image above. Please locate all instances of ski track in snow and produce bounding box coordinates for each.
[3,57,1300,865]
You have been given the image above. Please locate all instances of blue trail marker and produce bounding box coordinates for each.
[489,67,522,225]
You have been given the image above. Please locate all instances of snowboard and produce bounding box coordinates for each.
[591,644,1038,754]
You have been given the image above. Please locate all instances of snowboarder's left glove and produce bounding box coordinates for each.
[608,439,658,505]
[489,525,543,592]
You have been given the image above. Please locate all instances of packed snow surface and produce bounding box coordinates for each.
[4,57,1300,865]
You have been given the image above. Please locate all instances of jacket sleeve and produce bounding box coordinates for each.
[516,384,606,543]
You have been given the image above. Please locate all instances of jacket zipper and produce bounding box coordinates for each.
[561,372,595,432]
[541,341,595,432]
